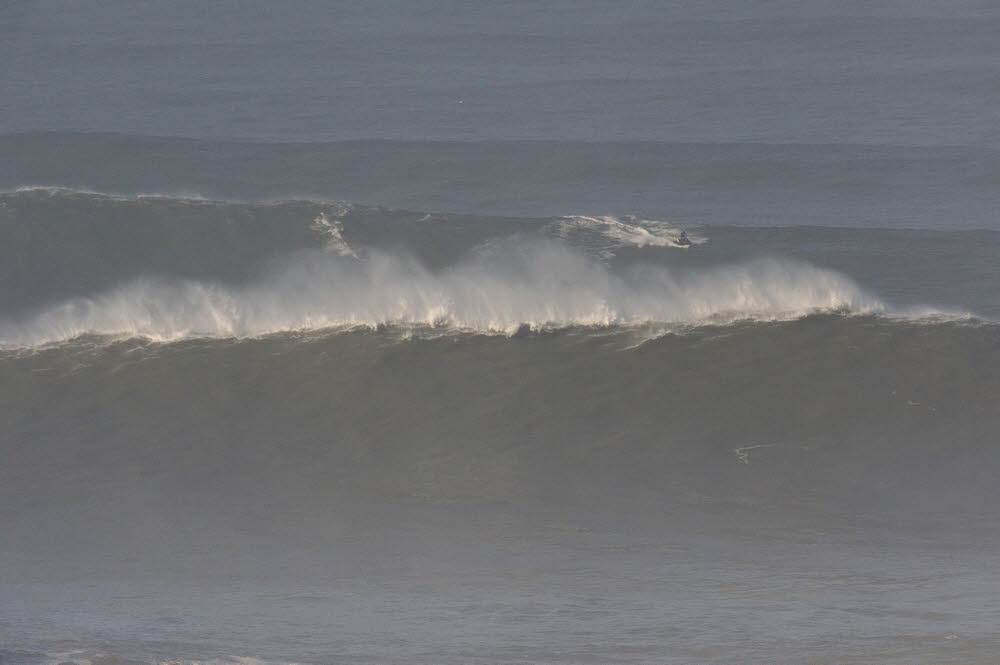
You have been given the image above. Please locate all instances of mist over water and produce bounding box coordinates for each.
[3,2,1000,665]
[0,243,887,347]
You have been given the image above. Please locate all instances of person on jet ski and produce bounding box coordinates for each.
[677,230,691,245]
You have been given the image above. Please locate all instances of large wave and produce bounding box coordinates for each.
[0,240,888,347]
[1,187,989,347]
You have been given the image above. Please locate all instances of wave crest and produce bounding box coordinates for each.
[0,242,884,347]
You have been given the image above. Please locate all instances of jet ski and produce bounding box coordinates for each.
[675,230,692,247]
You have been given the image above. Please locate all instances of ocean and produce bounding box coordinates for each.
[2,3,999,664]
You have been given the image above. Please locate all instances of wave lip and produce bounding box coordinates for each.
[0,241,889,348]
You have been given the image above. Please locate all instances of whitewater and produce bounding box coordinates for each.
[3,189,982,349]
[1,245,889,347]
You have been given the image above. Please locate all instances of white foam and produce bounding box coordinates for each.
[550,215,706,258]
[309,212,357,257]
[0,241,887,348]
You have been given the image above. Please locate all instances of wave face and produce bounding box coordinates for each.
[3,189,1000,665]
[4,317,1000,665]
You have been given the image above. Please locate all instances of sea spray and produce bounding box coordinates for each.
[0,241,884,347]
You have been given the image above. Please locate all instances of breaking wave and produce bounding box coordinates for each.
[2,191,998,665]
[0,241,888,347]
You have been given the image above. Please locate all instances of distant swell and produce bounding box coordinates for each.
[0,243,885,347]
